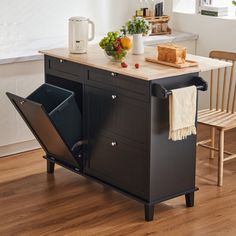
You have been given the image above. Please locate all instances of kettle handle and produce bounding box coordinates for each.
[88,19,95,41]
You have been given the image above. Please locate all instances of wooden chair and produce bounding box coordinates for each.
[198,51,236,186]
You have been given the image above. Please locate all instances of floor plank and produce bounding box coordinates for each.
[0,126,236,236]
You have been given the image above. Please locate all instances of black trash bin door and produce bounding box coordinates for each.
[6,92,80,168]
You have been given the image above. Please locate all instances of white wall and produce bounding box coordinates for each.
[0,61,43,156]
[0,0,173,47]
[173,0,196,14]
[0,0,138,156]
[170,0,236,56]
[172,13,236,56]
[0,0,137,47]
[171,12,236,108]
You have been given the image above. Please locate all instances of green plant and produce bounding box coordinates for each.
[121,17,150,36]
[233,1,236,6]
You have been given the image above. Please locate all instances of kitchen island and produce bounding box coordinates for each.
[8,45,230,221]
[0,32,198,157]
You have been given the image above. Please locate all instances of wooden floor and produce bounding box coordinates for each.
[0,126,236,236]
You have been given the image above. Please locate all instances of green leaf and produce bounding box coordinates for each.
[121,17,150,35]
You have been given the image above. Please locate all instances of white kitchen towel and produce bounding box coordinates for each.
[169,86,197,141]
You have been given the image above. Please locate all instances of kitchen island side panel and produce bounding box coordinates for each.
[149,73,198,202]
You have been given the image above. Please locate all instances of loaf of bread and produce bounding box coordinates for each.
[157,44,187,64]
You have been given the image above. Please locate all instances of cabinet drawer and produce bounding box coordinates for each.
[88,69,115,86]
[117,76,149,98]
[86,135,149,199]
[85,86,149,147]
[46,56,86,81]
[88,68,150,100]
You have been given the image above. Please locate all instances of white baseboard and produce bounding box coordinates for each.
[0,139,41,157]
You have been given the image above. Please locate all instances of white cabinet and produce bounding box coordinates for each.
[0,60,43,156]
[147,39,197,55]
[174,40,196,54]
[144,32,198,55]
[0,75,17,147]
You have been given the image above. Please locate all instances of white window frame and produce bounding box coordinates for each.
[173,0,236,18]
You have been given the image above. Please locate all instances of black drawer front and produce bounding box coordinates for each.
[46,56,86,82]
[117,75,149,97]
[85,86,149,147]
[85,135,149,199]
[88,69,114,86]
[88,68,150,100]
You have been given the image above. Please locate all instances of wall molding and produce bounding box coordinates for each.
[0,139,41,158]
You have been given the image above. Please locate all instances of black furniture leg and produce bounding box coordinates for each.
[47,159,55,174]
[144,204,154,221]
[185,192,195,207]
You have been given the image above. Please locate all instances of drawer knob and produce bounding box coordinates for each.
[59,59,64,63]
[20,100,25,105]
[111,95,117,100]
[111,72,117,77]
[111,141,117,147]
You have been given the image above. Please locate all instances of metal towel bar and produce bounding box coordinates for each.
[153,76,208,99]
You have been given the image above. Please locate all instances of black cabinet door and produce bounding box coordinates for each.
[84,85,149,147]
[85,85,116,138]
[86,134,149,199]
[6,92,80,169]
[84,85,150,199]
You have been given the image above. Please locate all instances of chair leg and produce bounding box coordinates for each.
[210,127,216,159]
[218,130,224,187]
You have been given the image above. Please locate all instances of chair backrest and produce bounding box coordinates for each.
[209,51,236,113]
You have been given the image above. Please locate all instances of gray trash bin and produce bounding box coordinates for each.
[27,83,82,151]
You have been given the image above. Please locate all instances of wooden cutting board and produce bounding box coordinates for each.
[145,57,199,68]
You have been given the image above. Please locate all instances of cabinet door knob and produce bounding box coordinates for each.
[20,100,25,105]
[111,141,117,147]
[111,95,117,100]
[59,59,64,63]
[111,72,117,77]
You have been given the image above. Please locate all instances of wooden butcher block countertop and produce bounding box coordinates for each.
[40,45,231,81]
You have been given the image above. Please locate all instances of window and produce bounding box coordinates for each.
[210,0,236,16]
[173,0,236,17]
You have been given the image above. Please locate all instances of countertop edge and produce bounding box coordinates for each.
[39,47,231,81]
[0,54,43,65]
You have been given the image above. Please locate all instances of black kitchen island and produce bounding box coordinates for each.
[7,45,230,221]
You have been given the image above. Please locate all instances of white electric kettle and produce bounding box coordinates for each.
[69,17,95,54]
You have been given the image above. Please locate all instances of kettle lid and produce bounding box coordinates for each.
[69,16,88,22]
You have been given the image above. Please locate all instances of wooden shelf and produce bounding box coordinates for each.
[143,15,171,36]
[143,15,170,22]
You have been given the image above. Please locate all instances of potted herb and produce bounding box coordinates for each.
[121,17,150,55]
